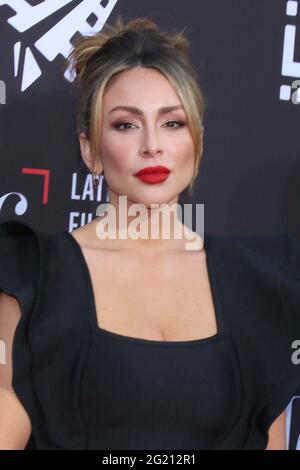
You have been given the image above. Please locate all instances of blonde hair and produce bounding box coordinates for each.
[64,16,206,196]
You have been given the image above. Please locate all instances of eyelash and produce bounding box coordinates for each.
[113,120,186,131]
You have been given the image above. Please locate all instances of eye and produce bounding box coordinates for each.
[114,121,136,131]
[113,120,186,131]
[164,120,186,129]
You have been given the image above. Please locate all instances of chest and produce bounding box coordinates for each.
[81,248,219,342]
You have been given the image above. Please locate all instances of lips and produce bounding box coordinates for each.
[135,166,170,176]
[134,166,171,185]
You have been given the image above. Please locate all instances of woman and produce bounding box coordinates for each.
[0,16,299,450]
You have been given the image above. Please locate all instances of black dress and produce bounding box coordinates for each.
[0,219,299,450]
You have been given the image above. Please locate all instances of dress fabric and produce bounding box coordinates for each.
[0,219,299,450]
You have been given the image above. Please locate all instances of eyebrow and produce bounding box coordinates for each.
[108,105,184,115]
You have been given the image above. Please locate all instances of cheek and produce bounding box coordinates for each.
[100,139,133,172]
[173,135,195,167]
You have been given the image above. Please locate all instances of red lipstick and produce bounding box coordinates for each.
[134,165,170,184]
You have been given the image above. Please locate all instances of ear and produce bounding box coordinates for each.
[78,132,103,174]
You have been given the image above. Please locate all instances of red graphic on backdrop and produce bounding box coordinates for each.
[22,168,50,204]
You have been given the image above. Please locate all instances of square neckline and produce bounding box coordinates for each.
[62,228,225,346]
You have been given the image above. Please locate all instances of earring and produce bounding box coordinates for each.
[93,172,101,188]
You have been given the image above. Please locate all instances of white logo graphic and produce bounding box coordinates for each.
[0,79,6,104]
[280,1,300,103]
[0,0,119,91]
[286,396,300,450]
[0,192,28,215]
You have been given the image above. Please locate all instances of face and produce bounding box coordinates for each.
[79,66,203,209]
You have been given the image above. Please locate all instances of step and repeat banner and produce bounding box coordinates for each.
[0,0,299,450]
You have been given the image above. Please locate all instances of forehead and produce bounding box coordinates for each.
[103,67,182,109]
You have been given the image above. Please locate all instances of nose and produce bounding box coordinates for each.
[140,125,162,157]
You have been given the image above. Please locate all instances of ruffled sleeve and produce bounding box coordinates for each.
[255,234,300,446]
[1,220,90,449]
[0,219,40,449]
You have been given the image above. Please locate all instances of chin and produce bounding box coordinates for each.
[130,190,179,207]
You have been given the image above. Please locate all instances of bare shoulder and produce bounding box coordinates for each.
[0,292,21,339]
[0,292,22,389]
[0,292,32,449]
[69,219,106,249]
